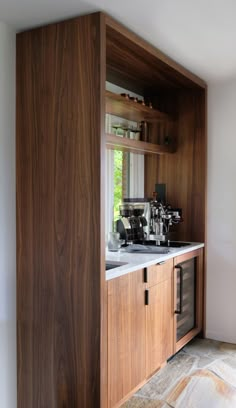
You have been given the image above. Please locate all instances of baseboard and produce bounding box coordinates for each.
[205,330,236,344]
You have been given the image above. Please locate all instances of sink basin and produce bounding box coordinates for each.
[160,241,191,248]
[125,244,169,254]
[135,240,191,248]
[106,261,128,271]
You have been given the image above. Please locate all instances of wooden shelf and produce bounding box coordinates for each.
[105,90,170,122]
[105,133,176,155]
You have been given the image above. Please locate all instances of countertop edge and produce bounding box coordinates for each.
[106,242,204,281]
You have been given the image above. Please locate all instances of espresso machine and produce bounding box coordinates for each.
[148,193,183,245]
[116,203,149,243]
[116,195,182,246]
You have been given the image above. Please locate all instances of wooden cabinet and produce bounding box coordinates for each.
[107,260,175,407]
[145,259,174,377]
[16,9,206,408]
[107,269,146,408]
[107,250,204,406]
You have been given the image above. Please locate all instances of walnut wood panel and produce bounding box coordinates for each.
[106,90,169,121]
[106,134,176,155]
[146,277,174,377]
[173,249,204,353]
[107,270,146,408]
[105,15,206,94]
[17,13,106,408]
[145,258,173,288]
[145,89,206,243]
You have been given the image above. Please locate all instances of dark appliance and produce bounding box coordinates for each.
[116,203,148,243]
[175,258,196,341]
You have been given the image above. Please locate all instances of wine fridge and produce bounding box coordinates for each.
[174,249,203,352]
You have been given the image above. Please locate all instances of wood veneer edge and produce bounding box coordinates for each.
[203,87,208,339]
[100,11,108,408]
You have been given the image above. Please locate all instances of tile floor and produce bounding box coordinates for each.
[122,338,236,408]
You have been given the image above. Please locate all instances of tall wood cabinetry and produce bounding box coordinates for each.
[17,11,207,408]
[17,14,106,408]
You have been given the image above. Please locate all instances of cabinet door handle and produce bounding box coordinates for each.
[145,289,149,305]
[157,261,166,265]
[175,265,183,314]
[144,268,148,283]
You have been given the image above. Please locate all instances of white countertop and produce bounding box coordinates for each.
[106,242,204,280]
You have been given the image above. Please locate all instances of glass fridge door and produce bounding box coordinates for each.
[175,258,196,342]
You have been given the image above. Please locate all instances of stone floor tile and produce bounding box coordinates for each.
[122,396,171,408]
[123,339,236,408]
[166,369,236,408]
[183,338,227,359]
[207,359,236,388]
[222,356,236,370]
[136,351,211,400]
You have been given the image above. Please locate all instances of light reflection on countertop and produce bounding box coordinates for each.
[106,242,204,281]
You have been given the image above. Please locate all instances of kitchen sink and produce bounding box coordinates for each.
[160,241,191,248]
[135,240,191,248]
[105,261,128,271]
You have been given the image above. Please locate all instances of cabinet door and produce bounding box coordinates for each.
[146,275,174,377]
[108,270,146,408]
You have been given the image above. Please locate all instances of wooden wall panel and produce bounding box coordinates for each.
[17,13,106,408]
[145,89,206,242]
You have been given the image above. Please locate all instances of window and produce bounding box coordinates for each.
[105,82,145,240]
[105,149,144,239]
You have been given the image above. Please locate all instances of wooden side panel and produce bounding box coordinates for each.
[145,89,206,242]
[146,277,174,377]
[196,248,204,333]
[108,270,146,408]
[17,14,105,408]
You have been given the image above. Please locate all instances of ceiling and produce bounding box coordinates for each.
[1,0,236,82]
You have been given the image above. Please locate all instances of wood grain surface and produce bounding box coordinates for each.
[145,89,206,243]
[106,90,169,122]
[145,259,174,288]
[106,133,176,155]
[17,13,106,408]
[107,270,146,408]
[146,272,174,377]
[105,15,206,94]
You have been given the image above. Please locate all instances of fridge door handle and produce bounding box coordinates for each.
[175,264,183,314]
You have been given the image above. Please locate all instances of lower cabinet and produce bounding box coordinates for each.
[107,248,204,408]
[107,269,146,408]
[145,259,174,377]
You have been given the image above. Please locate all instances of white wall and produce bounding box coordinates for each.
[206,79,236,343]
[0,23,16,408]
